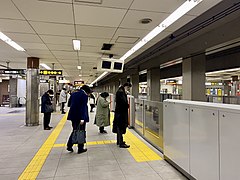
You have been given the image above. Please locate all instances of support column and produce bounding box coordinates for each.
[130,73,139,98]
[230,76,238,96]
[26,57,39,126]
[9,77,18,107]
[182,54,206,101]
[49,76,57,112]
[147,67,160,101]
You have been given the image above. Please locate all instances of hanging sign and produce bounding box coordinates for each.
[0,69,26,75]
[40,79,49,83]
[74,80,84,86]
[39,70,62,75]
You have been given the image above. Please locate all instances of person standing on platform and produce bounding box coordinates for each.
[66,85,92,154]
[113,82,132,148]
[89,93,96,112]
[59,88,67,114]
[41,89,54,130]
[95,92,110,133]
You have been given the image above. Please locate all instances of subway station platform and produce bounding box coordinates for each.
[0,107,186,180]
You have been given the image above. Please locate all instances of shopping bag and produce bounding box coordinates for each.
[72,130,86,144]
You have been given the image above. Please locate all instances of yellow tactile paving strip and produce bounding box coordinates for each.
[52,140,117,148]
[110,112,162,162]
[125,129,162,162]
[18,114,68,180]
[52,132,162,163]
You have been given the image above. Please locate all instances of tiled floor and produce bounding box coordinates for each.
[0,106,187,180]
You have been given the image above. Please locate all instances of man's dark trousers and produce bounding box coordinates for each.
[43,112,51,129]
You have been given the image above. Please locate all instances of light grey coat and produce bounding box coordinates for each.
[95,96,110,127]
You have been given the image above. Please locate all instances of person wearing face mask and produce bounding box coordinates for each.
[41,89,54,130]
[112,82,132,148]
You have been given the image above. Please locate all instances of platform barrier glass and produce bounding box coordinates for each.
[134,99,144,135]
[134,99,163,151]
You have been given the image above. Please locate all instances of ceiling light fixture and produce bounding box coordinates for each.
[120,0,202,61]
[73,39,81,51]
[0,32,25,51]
[40,63,51,70]
[77,65,82,70]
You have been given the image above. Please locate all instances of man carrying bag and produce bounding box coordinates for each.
[66,85,92,154]
[71,124,86,144]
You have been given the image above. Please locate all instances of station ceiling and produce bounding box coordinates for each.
[0,0,222,84]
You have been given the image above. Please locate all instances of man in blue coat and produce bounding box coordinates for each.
[66,85,92,154]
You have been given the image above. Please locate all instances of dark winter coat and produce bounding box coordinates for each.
[41,92,52,113]
[113,86,129,134]
[67,90,89,124]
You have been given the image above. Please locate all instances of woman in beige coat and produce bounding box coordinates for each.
[95,92,110,133]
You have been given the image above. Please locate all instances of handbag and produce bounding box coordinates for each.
[72,126,86,144]
[45,104,54,113]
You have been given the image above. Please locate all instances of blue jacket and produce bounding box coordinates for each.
[67,90,89,123]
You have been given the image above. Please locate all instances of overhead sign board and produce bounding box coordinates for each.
[59,80,70,84]
[74,80,84,86]
[40,79,49,83]
[0,69,26,75]
[97,59,124,73]
[39,70,62,75]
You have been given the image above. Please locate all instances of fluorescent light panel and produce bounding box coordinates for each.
[0,32,25,51]
[73,39,81,50]
[40,63,51,70]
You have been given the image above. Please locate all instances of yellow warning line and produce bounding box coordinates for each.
[18,114,68,180]
[53,140,117,147]
[53,113,162,162]
[110,113,162,162]
[125,129,162,162]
